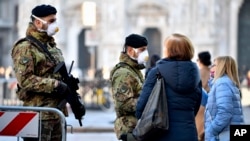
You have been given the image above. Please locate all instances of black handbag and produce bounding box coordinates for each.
[133,69,169,141]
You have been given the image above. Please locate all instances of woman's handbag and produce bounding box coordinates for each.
[133,69,169,141]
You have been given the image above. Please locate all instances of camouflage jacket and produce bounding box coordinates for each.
[110,52,144,139]
[11,23,68,120]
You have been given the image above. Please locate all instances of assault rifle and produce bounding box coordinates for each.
[54,61,86,126]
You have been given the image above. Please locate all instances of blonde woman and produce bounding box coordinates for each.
[204,56,244,141]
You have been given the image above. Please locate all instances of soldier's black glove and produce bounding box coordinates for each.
[120,133,137,141]
[120,134,127,141]
[55,81,68,95]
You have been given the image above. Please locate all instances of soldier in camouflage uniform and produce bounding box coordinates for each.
[11,4,68,141]
[110,34,149,141]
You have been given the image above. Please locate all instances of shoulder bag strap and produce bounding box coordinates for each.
[156,67,162,79]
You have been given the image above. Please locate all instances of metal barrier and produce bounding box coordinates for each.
[0,106,66,141]
[0,78,23,106]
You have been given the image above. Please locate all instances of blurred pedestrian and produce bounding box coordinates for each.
[195,51,211,141]
[110,33,148,141]
[195,88,208,141]
[246,70,250,90]
[208,62,216,88]
[136,33,202,141]
[197,51,212,92]
[11,4,68,141]
[145,54,161,78]
[204,56,244,141]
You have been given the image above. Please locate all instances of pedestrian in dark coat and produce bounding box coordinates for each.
[145,54,160,78]
[136,33,202,141]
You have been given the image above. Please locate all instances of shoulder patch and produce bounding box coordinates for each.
[20,56,30,64]
[119,84,129,93]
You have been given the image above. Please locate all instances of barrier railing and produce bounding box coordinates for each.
[0,106,66,141]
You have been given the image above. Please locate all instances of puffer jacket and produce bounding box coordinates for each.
[204,75,244,141]
[136,58,202,141]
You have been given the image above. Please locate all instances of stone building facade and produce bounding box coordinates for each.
[1,0,249,79]
[0,0,19,68]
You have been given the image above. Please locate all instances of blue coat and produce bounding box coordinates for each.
[204,75,244,141]
[136,58,202,141]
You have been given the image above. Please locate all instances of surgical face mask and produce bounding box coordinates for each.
[32,15,59,36]
[134,49,149,65]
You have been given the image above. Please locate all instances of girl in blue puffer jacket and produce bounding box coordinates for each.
[204,56,244,141]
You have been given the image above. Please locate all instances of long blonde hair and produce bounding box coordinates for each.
[213,56,240,87]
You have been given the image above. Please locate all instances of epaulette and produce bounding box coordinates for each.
[13,37,43,53]
[117,62,137,74]
[112,62,129,74]
[110,62,126,80]
[14,38,29,46]
[12,36,56,64]
[116,62,127,68]
[112,62,142,82]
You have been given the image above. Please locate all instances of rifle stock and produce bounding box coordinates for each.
[54,61,86,126]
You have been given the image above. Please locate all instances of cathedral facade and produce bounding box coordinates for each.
[2,0,249,79]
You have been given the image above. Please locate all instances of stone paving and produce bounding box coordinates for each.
[1,87,250,141]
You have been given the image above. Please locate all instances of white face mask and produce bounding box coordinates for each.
[46,22,59,36]
[32,15,59,36]
[134,49,149,65]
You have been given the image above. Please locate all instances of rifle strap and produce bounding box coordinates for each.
[26,35,57,64]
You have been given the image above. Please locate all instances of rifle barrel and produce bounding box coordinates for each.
[69,61,74,74]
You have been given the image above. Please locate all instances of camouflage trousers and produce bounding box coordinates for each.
[23,119,65,141]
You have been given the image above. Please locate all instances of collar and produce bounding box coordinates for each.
[119,52,145,70]
[26,22,55,45]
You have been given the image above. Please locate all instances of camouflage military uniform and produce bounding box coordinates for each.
[110,53,144,139]
[11,23,67,140]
